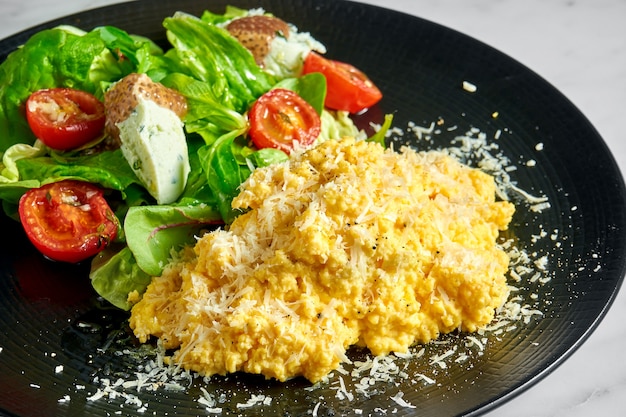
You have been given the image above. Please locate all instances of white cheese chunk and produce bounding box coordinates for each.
[117,98,190,204]
[263,29,326,79]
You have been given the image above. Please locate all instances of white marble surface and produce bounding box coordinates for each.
[0,0,624,416]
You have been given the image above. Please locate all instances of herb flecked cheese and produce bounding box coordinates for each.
[117,98,190,204]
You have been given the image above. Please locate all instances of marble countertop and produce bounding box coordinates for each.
[0,0,624,416]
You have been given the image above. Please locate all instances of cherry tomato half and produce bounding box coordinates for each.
[25,88,105,151]
[18,180,119,264]
[248,88,321,154]
[302,52,382,114]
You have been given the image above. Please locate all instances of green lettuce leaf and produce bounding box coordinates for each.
[244,147,289,168]
[15,149,141,196]
[366,113,394,147]
[176,135,218,205]
[199,135,251,224]
[200,5,251,25]
[160,72,247,146]
[0,141,47,183]
[91,26,163,70]
[274,72,327,115]
[0,24,165,152]
[124,204,222,277]
[89,246,152,311]
[317,110,360,143]
[162,11,275,114]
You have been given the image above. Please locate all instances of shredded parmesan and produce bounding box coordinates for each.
[462,80,478,93]
[389,391,416,409]
[81,116,556,415]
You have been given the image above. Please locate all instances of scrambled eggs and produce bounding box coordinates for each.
[129,137,515,383]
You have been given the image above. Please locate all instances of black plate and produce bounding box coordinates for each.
[1,1,625,416]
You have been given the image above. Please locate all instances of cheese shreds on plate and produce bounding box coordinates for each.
[84,118,557,415]
[129,137,515,383]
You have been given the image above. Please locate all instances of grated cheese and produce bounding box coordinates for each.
[462,80,478,93]
[389,391,416,409]
[57,395,71,404]
[80,116,558,415]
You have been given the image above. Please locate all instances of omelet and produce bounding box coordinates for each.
[129,137,515,383]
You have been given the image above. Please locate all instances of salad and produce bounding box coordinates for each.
[0,6,390,310]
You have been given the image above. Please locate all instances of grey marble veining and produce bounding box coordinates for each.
[0,0,624,415]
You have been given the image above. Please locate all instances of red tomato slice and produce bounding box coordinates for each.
[302,52,382,114]
[18,180,119,264]
[248,88,321,154]
[25,88,105,151]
